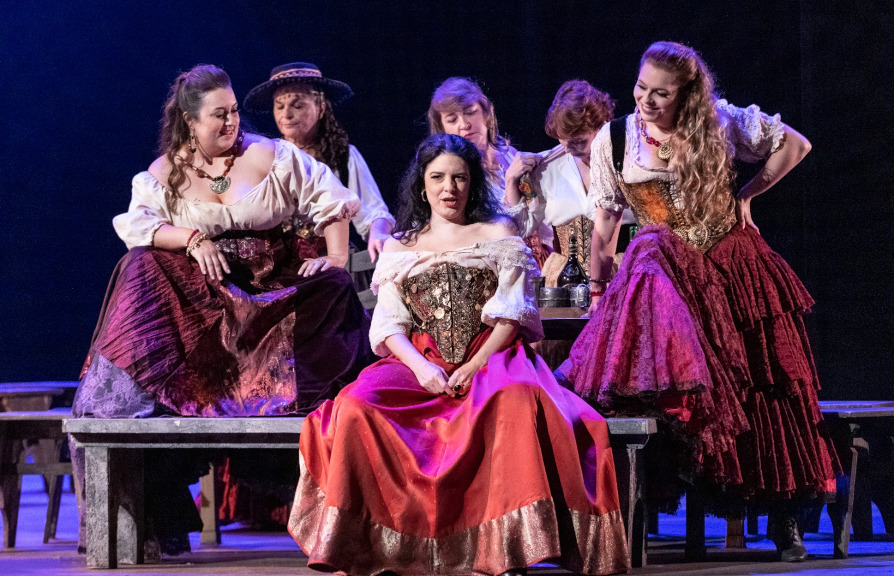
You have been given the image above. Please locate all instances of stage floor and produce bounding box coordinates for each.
[2,475,894,575]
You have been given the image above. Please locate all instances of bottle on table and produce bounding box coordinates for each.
[558,234,589,308]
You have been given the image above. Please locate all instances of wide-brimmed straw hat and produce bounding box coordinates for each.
[243,62,354,113]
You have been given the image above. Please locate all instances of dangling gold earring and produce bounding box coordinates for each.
[188,131,197,154]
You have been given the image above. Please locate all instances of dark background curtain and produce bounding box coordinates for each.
[2,1,891,399]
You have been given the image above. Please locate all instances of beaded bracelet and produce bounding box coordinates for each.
[185,231,208,257]
[185,229,200,248]
[589,277,612,285]
[590,289,606,298]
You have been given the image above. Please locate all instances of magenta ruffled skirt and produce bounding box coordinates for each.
[559,225,838,509]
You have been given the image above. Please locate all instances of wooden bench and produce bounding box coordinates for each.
[65,415,656,569]
[0,408,79,548]
[818,400,894,558]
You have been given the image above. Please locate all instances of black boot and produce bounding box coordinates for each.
[768,512,808,562]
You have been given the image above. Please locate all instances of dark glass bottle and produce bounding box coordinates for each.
[558,234,588,288]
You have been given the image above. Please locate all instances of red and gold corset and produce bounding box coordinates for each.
[401,263,498,364]
[619,178,735,252]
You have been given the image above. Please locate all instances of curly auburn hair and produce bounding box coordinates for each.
[641,41,736,229]
[394,134,503,244]
[545,80,615,139]
[158,64,232,212]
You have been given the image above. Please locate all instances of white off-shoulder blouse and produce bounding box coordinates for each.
[113,139,360,249]
[368,236,544,357]
[514,145,637,238]
[589,100,786,215]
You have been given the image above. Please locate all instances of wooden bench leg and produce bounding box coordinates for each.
[85,445,116,568]
[746,507,759,535]
[827,431,867,559]
[199,463,221,546]
[612,439,648,568]
[85,446,144,568]
[44,473,64,543]
[685,490,706,562]
[0,433,24,549]
[725,516,746,549]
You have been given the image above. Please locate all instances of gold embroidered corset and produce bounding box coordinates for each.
[554,215,594,273]
[619,179,735,252]
[401,263,498,364]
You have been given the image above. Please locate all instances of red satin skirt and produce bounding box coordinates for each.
[560,225,838,510]
[289,331,630,576]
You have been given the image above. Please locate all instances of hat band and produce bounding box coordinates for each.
[270,68,323,81]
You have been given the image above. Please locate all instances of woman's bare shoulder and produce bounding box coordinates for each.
[475,217,518,240]
[383,234,417,253]
[147,155,172,184]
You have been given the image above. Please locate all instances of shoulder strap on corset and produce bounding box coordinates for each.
[609,116,627,175]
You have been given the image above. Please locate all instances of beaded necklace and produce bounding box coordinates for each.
[636,109,674,162]
[183,131,245,194]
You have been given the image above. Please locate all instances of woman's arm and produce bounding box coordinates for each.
[587,207,622,314]
[735,124,812,230]
[299,217,351,276]
[446,319,519,394]
[384,333,453,396]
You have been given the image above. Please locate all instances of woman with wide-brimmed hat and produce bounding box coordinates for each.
[245,62,395,262]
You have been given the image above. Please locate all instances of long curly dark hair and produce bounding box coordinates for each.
[306,89,351,185]
[394,134,503,244]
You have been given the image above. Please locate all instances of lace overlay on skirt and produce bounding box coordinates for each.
[560,222,839,512]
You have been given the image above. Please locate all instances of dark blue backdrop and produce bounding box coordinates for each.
[2,1,892,399]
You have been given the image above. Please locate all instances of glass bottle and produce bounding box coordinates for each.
[558,234,589,307]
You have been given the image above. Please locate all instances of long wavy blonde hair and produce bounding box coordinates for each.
[642,42,735,228]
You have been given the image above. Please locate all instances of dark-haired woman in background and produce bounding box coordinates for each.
[244,62,395,263]
[71,64,371,555]
[288,134,629,576]
[557,42,839,561]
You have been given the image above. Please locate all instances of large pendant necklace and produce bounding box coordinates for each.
[184,131,244,194]
[636,109,674,162]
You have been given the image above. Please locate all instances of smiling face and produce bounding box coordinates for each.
[423,153,471,225]
[188,87,240,155]
[439,104,489,153]
[633,61,683,130]
[273,85,324,147]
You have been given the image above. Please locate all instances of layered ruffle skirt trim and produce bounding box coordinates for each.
[560,225,838,508]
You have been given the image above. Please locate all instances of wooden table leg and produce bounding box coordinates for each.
[726,516,746,549]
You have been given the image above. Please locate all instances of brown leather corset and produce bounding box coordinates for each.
[401,263,498,364]
[554,215,594,273]
[619,179,735,252]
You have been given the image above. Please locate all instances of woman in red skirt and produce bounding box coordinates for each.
[289,134,630,576]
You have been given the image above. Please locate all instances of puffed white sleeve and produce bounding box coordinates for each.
[368,252,415,357]
[717,99,786,163]
[275,140,361,236]
[345,145,395,240]
[480,237,545,343]
[112,172,175,250]
[588,122,627,215]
